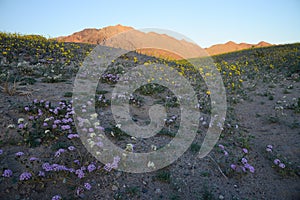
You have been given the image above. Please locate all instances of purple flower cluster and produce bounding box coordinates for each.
[0,149,3,155]
[84,182,92,190]
[42,162,72,172]
[231,148,255,173]
[2,169,13,177]
[266,144,273,152]
[22,99,75,135]
[102,73,119,83]
[274,159,285,168]
[68,133,79,139]
[55,148,65,157]
[104,156,120,172]
[19,172,32,181]
[75,169,85,179]
[218,144,229,156]
[87,163,96,173]
[266,145,286,169]
[61,125,71,130]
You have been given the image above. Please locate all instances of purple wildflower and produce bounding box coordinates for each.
[267,144,273,149]
[266,147,272,152]
[82,128,88,132]
[89,128,94,133]
[230,164,237,170]
[248,165,255,173]
[15,151,24,157]
[68,168,75,173]
[33,99,38,104]
[52,195,62,200]
[218,144,225,150]
[241,158,248,164]
[43,122,48,127]
[242,148,248,154]
[76,187,84,196]
[279,163,286,169]
[87,164,96,173]
[96,141,103,147]
[29,157,39,161]
[55,149,65,157]
[68,146,76,151]
[240,166,246,172]
[28,116,34,120]
[54,119,61,124]
[0,149,3,155]
[61,125,71,130]
[19,172,32,181]
[52,164,68,172]
[75,169,85,179]
[24,106,29,111]
[2,169,13,177]
[74,160,80,165]
[223,150,229,156]
[42,163,53,171]
[38,171,45,177]
[274,159,281,165]
[84,182,92,190]
[18,123,25,129]
[68,134,79,139]
[95,125,105,131]
[104,163,112,172]
[52,124,57,129]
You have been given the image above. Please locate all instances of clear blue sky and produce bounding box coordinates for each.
[0,0,299,47]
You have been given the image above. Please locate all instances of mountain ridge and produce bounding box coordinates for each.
[56,24,273,58]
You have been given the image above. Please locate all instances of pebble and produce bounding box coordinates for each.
[155,188,162,194]
[112,185,118,191]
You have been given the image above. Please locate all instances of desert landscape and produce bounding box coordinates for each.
[0,24,299,200]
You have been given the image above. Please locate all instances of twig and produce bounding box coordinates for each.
[208,155,228,180]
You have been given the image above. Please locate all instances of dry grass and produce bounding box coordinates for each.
[0,76,33,98]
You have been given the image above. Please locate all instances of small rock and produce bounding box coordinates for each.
[142,188,148,193]
[142,181,147,185]
[219,195,224,199]
[234,184,238,188]
[112,185,118,191]
[155,188,161,194]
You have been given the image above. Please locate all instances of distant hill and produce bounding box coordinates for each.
[205,41,272,55]
[56,24,273,59]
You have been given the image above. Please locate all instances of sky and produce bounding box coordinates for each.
[0,0,299,48]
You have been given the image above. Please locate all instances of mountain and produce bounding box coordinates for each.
[205,41,272,55]
[57,24,207,59]
[56,24,273,59]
